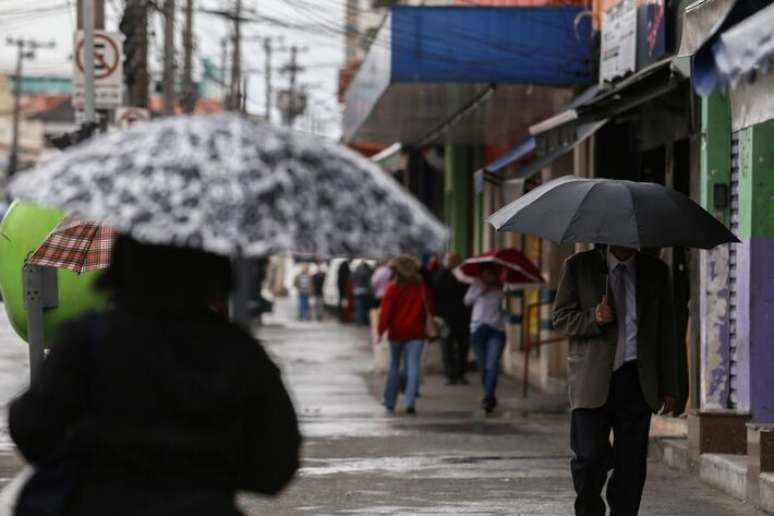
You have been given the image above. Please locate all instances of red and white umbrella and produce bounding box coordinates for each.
[456,248,543,287]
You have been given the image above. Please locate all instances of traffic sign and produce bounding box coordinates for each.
[72,31,123,110]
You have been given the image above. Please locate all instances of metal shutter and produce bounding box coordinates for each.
[728,132,740,409]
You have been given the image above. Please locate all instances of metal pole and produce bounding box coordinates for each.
[82,0,97,123]
[264,37,272,123]
[242,75,248,114]
[163,0,176,115]
[287,45,297,127]
[220,36,228,105]
[182,0,195,114]
[229,0,242,111]
[23,265,58,382]
[6,41,23,178]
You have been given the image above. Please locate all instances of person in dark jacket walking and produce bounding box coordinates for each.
[553,246,685,516]
[337,260,351,323]
[433,252,471,385]
[8,235,301,516]
[350,261,374,326]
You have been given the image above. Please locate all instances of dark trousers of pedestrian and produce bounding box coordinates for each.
[441,324,470,382]
[470,324,505,403]
[353,293,370,326]
[298,294,310,321]
[570,360,652,516]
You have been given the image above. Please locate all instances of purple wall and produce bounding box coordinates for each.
[737,237,774,423]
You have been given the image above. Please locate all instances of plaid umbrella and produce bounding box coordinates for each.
[28,215,116,274]
[457,248,544,288]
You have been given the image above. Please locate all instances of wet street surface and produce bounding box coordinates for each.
[241,303,767,516]
[0,303,767,515]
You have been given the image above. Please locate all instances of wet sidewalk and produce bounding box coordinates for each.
[0,302,766,514]
[241,301,767,515]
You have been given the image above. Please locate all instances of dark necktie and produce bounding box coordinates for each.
[612,263,627,371]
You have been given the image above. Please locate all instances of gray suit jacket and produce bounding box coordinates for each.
[552,249,687,413]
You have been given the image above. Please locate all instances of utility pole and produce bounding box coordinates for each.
[220,36,228,105]
[120,0,149,108]
[229,0,242,111]
[264,37,272,123]
[181,0,195,113]
[282,45,305,127]
[162,0,176,115]
[76,0,105,29]
[5,38,55,178]
[81,0,97,123]
[76,0,105,131]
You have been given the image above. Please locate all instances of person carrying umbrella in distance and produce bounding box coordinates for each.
[432,252,472,386]
[377,256,435,415]
[458,248,543,412]
[488,176,738,516]
[7,114,448,514]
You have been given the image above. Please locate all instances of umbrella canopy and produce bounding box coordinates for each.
[28,215,116,274]
[10,114,447,258]
[488,176,739,249]
[458,248,544,287]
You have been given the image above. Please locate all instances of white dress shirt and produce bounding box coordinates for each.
[464,281,505,332]
[608,250,638,365]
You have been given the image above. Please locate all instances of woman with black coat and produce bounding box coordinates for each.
[8,235,301,516]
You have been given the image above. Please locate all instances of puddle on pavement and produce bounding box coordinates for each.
[300,454,570,479]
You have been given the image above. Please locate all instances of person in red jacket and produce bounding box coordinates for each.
[377,256,433,415]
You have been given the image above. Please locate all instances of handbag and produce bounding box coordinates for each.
[421,287,440,341]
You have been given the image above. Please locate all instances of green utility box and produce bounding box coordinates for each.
[0,201,107,343]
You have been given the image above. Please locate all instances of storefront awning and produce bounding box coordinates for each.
[343,6,594,146]
[480,59,689,182]
[707,2,774,87]
[677,0,737,57]
[695,1,774,128]
[691,0,774,95]
[478,86,605,179]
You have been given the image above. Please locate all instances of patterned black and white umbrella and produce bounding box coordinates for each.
[10,114,447,258]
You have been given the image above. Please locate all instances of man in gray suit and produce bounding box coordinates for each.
[553,245,687,516]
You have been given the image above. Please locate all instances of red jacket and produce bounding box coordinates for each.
[378,281,433,342]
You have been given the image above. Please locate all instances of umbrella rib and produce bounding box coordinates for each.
[628,184,642,249]
[558,181,598,244]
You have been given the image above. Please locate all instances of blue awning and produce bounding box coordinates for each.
[389,6,592,85]
[485,138,537,174]
[343,6,593,145]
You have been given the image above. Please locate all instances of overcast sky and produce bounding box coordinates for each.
[0,0,346,137]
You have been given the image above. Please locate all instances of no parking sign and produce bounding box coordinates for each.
[72,31,123,110]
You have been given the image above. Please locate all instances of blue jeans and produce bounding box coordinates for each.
[384,339,424,410]
[353,294,370,325]
[471,325,506,403]
[298,294,310,320]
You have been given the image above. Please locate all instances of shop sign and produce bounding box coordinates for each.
[637,0,668,68]
[600,0,638,83]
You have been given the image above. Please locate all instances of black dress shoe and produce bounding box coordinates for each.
[406,407,416,415]
[458,376,470,385]
[444,377,457,386]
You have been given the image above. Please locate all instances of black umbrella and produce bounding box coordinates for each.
[488,176,738,249]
